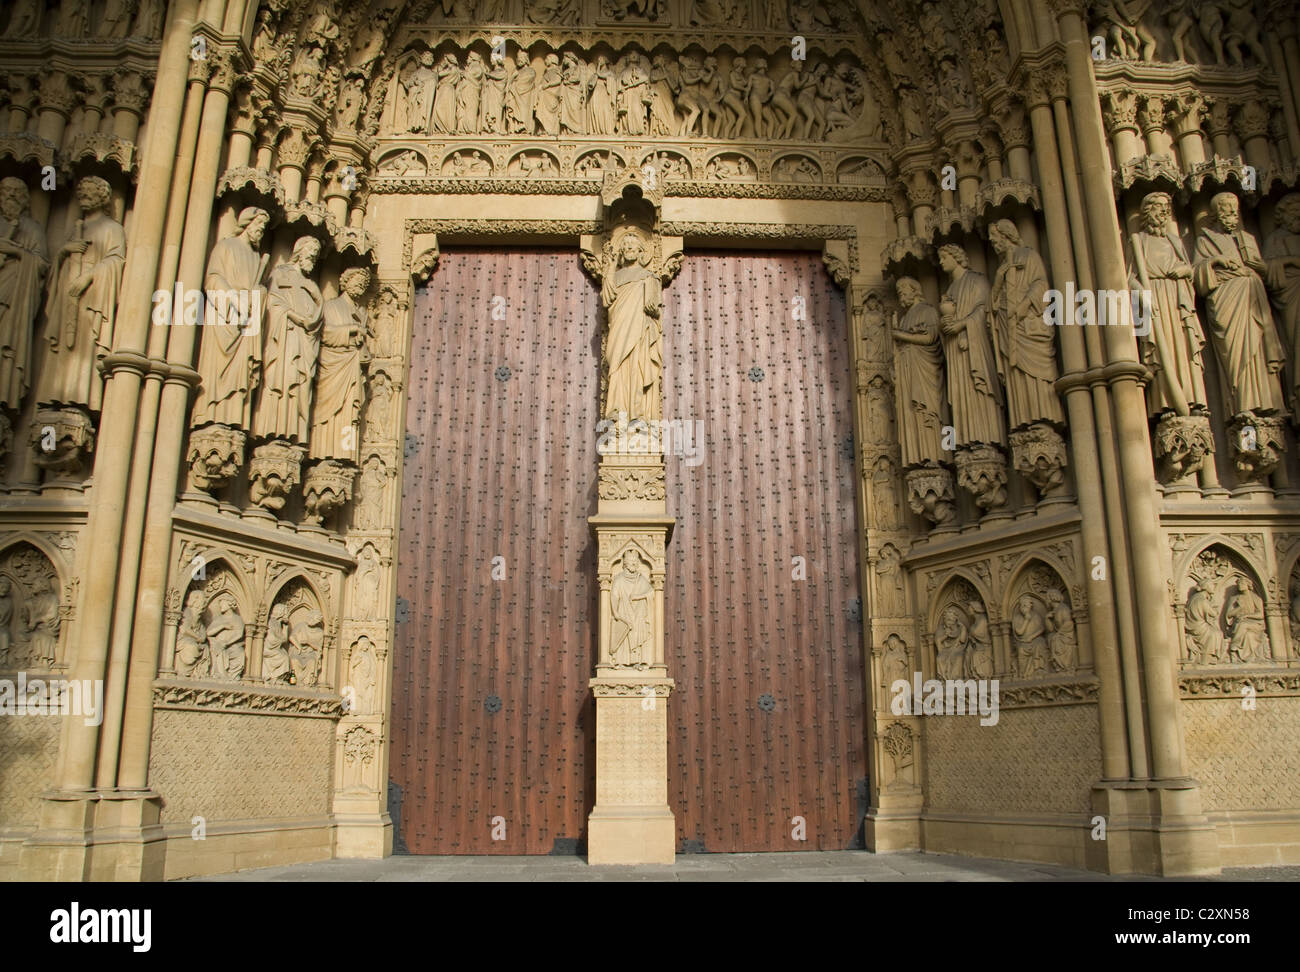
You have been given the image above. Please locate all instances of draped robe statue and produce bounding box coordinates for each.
[1193,192,1286,416]
[890,278,946,467]
[253,238,324,443]
[937,245,1005,447]
[505,51,537,134]
[38,176,125,411]
[1128,192,1207,416]
[587,56,617,134]
[0,177,48,411]
[262,603,292,683]
[988,220,1065,430]
[601,233,662,422]
[191,207,268,430]
[609,550,653,665]
[431,55,461,134]
[309,268,370,461]
[1264,193,1300,410]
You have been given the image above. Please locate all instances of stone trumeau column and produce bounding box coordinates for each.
[580,170,682,864]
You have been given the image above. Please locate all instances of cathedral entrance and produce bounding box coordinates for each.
[391,247,866,854]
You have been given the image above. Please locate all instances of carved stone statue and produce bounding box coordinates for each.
[1223,576,1266,663]
[937,245,1004,448]
[253,237,324,443]
[890,278,946,468]
[934,605,967,680]
[456,51,485,134]
[560,51,586,135]
[1184,578,1224,663]
[1128,192,1207,416]
[745,57,775,139]
[175,589,209,677]
[987,220,1065,431]
[37,176,125,412]
[481,56,508,134]
[262,602,292,683]
[596,231,662,422]
[587,55,618,135]
[432,54,461,135]
[609,549,653,666]
[0,177,48,411]
[536,53,562,135]
[505,50,537,135]
[289,607,325,686]
[617,54,650,136]
[1193,192,1286,417]
[1012,594,1048,678]
[3,0,40,38]
[206,593,246,680]
[309,267,370,462]
[1045,588,1077,671]
[1265,193,1300,411]
[192,207,269,431]
[0,577,11,665]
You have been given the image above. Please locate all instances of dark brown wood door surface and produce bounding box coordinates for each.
[663,251,867,852]
[391,247,600,854]
[391,247,865,855]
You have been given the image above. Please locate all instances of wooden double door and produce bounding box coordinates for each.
[390,246,866,854]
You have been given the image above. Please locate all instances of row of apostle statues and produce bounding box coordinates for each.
[0,175,125,419]
[388,0,861,31]
[889,190,1300,520]
[381,47,873,141]
[1,0,165,39]
[189,206,372,514]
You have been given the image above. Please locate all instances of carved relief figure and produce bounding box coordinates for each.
[988,220,1065,430]
[609,549,653,666]
[354,454,390,529]
[1128,192,1207,416]
[456,51,485,134]
[349,637,376,715]
[289,607,325,686]
[174,589,209,678]
[253,237,324,443]
[617,54,650,136]
[1223,576,1266,663]
[431,54,461,134]
[536,53,562,135]
[1184,577,1224,664]
[3,0,40,38]
[937,245,1005,447]
[934,604,968,680]
[191,207,269,431]
[37,176,126,412]
[1012,594,1048,678]
[0,577,11,665]
[1193,192,1286,416]
[354,543,380,614]
[262,602,292,684]
[309,267,370,462]
[1045,588,1077,671]
[560,51,587,135]
[890,277,946,468]
[599,232,662,422]
[1264,193,1300,410]
[481,55,508,134]
[587,55,618,134]
[206,593,246,680]
[505,50,537,134]
[0,177,48,411]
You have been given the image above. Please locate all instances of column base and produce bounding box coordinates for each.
[1085,780,1222,876]
[16,789,165,881]
[587,806,676,865]
[334,812,394,858]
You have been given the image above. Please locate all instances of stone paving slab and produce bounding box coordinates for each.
[181,851,1300,882]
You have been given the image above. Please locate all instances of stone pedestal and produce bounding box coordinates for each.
[587,465,676,864]
[187,423,246,493]
[30,406,96,480]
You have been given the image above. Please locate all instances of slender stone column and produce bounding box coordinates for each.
[20,0,203,883]
[581,171,682,865]
[119,40,243,792]
[1051,0,1219,874]
[1023,70,1129,782]
[1170,94,1207,174]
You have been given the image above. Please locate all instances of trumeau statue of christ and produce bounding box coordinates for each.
[600,231,663,422]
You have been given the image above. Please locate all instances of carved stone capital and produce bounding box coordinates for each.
[955,443,1008,510]
[303,459,358,526]
[248,440,306,511]
[1235,101,1271,142]
[110,72,150,115]
[1227,413,1286,482]
[1101,89,1139,134]
[905,466,957,527]
[1137,95,1167,134]
[187,424,247,493]
[30,407,96,477]
[1154,413,1214,483]
[1010,424,1069,497]
[37,72,77,117]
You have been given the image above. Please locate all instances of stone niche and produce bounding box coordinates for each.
[0,542,65,672]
